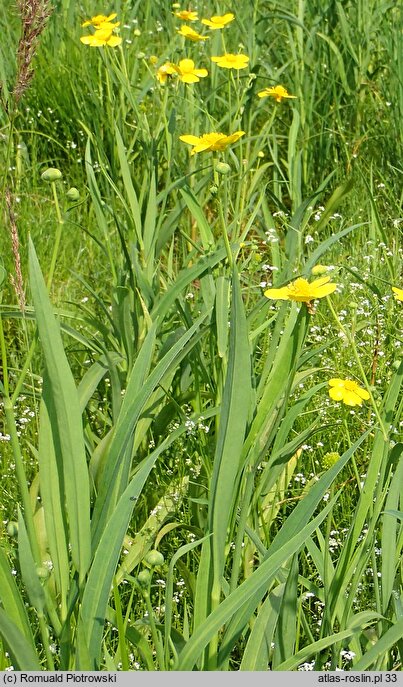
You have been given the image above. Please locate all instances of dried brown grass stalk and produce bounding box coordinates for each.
[13,0,53,104]
[5,188,26,312]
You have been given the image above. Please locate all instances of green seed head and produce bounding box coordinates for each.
[36,565,50,579]
[215,161,231,175]
[311,264,329,276]
[41,167,62,182]
[144,550,165,567]
[6,521,18,537]
[66,187,80,201]
[137,570,151,587]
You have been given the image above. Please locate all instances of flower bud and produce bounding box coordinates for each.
[137,570,151,587]
[41,167,62,182]
[311,264,328,276]
[215,161,231,175]
[66,187,80,201]
[144,550,165,567]
[36,565,50,579]
[6,521,18,537]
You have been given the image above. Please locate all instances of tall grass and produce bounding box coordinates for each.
[0,0,402,671]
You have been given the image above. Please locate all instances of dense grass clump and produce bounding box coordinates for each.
[0,0,402,672]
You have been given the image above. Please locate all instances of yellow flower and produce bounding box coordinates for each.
[264,276,337,303]
[201,13,235,29]
[328,379,370,407]
[174,9,198,21]
[156,62,177,84]
[177,25,209,41]
[81,13,119,28]
[179,131,245,155]
[392,286,403,301]
[258,85,297,102]
[172,58,208,83]
[211,53,249,70]
[80,27,122,47]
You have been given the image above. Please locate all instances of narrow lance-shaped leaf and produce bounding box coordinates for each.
[29,238,91,582]
[209,269,251,597]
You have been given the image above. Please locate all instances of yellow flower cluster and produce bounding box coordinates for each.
[80,12,122,47]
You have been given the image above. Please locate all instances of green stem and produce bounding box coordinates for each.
[38,614,55,670]
[326,296,388,441]
[214,167,233,268]
[0,306,9,398]
[46,181,64,291]
[143,589,165,670]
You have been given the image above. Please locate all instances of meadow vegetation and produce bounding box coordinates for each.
[0,0,402,671]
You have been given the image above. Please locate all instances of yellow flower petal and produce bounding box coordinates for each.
[392,286,403,301]
[329,387,344,401]
[201,13,234,29]
[264,286,291,300]
[179,135,204,145]
[211,53,249,69]
[258,85,297,102]
[106,35,122,46]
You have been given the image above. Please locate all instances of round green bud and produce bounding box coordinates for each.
[66,187,80,201]
[41,167,62,182]
[311,264,329,276]
[215,162,231,175]
[36,565,50,579]
[137,570,151,587]
[6,521,18,538]
[144,550,165,567]
[209,184,218,195]
[348,301,358,310]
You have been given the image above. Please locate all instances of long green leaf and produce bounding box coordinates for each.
[0,610,41,670]
[209,268,252,597]
[29,238,91,582]
[38,379,69,616]
[240,585,285,670]
[175,495,338,670]
[17,509,45,613]
[353,617,403,670]
[91,314,209,549]
[0,547,36,652]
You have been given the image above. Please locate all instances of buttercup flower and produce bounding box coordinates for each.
[264,276,337,303]
[211,53,249,70]
[179,131,245,155]
[177,25,209,41]
[172,58,208,83]
[174,9,198,21]
[201,13,235,29]
[80,27,122,47]
[156,62,177,84]
[392,286,403,301]
[328,379,370,407]
[258,85,297,102]
[81,13,119,28]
